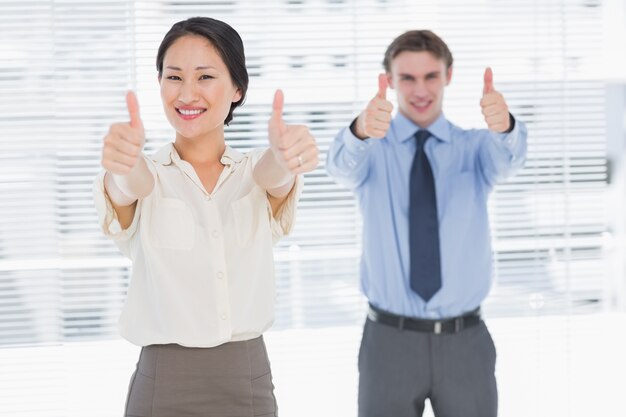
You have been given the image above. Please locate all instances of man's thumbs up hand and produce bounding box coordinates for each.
[353,74,394,139]
[480,67,511,133]
[483,67,494,96]
[377,73,388,100]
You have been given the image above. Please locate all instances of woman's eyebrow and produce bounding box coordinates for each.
[165,65,216,71]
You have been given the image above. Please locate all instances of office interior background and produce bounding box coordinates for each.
[1,0,625,416]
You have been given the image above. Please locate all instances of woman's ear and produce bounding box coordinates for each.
[232,88,242,103]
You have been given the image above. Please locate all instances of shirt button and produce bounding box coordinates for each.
[212,230,219,238]
[220,313,227,320]
[204,195,211,201]
[216,271,224,280]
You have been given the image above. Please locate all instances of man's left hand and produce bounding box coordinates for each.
[480,67,511,133]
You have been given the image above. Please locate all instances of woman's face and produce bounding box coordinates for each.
[159,35,241,142]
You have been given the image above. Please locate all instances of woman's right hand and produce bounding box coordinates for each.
[101,92,154,215]
[101,91,145,175]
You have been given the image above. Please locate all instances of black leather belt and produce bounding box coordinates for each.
[367,304,481,334]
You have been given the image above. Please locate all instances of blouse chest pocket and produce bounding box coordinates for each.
[231,189,270,248]
[149,198,195,250]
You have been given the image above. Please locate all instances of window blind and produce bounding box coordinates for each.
[0,0,608,344]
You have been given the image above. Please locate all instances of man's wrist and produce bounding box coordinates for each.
[349,117,369,140]
[503,113,515,134]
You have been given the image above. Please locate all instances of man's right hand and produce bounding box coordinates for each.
[101,91,146,175]
[353,74,394,139]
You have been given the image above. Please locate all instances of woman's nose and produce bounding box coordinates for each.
[178,81,199,104]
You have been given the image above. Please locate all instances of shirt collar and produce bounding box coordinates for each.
[391,111,452,144]
[151,142,245,167]
[220,145,245,166]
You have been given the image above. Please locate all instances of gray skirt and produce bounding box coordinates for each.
[124,336,278,417]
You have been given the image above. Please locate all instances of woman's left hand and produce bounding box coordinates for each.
[267,90,319,175]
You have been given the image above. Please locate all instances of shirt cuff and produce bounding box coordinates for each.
[493,114,522,149]
[340,126,372,167]
[268,174,303,242]
[93,171,141,241]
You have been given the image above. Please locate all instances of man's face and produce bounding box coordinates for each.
[388,51,452,128]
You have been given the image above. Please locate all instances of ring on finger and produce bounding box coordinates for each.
[297,154,304,167]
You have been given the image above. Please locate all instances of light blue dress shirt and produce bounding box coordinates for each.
[326,112,528,319]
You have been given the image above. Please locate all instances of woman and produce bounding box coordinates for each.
[94,17,318,416]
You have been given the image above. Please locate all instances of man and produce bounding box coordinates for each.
[326,30,527,417]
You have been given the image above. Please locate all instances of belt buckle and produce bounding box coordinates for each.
[434,321,442,334]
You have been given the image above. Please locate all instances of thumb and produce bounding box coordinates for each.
[483,67,494,96]
[269,89,287,136]
[377,73,388,99]
[126,91,143,130]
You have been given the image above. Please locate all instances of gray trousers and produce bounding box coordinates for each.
[358,316,497,417]
[124,336,277,417]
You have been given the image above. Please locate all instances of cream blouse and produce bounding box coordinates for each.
[93,143,302,347]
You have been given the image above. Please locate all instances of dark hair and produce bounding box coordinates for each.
[156,17,248,125]
[383,30,453,73]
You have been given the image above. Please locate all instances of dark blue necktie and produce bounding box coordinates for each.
[409,130,442,301]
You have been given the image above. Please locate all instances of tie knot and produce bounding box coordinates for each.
[414,130,431,148]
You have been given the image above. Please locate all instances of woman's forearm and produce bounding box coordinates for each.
[104,156,155,206]
[253,150,295,198]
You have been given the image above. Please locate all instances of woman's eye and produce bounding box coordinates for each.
[199,75,214,80]
[166,75,181,81]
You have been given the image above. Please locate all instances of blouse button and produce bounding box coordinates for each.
[220,313,227,320]
[216,271,224,280]
[212,230,219,238]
